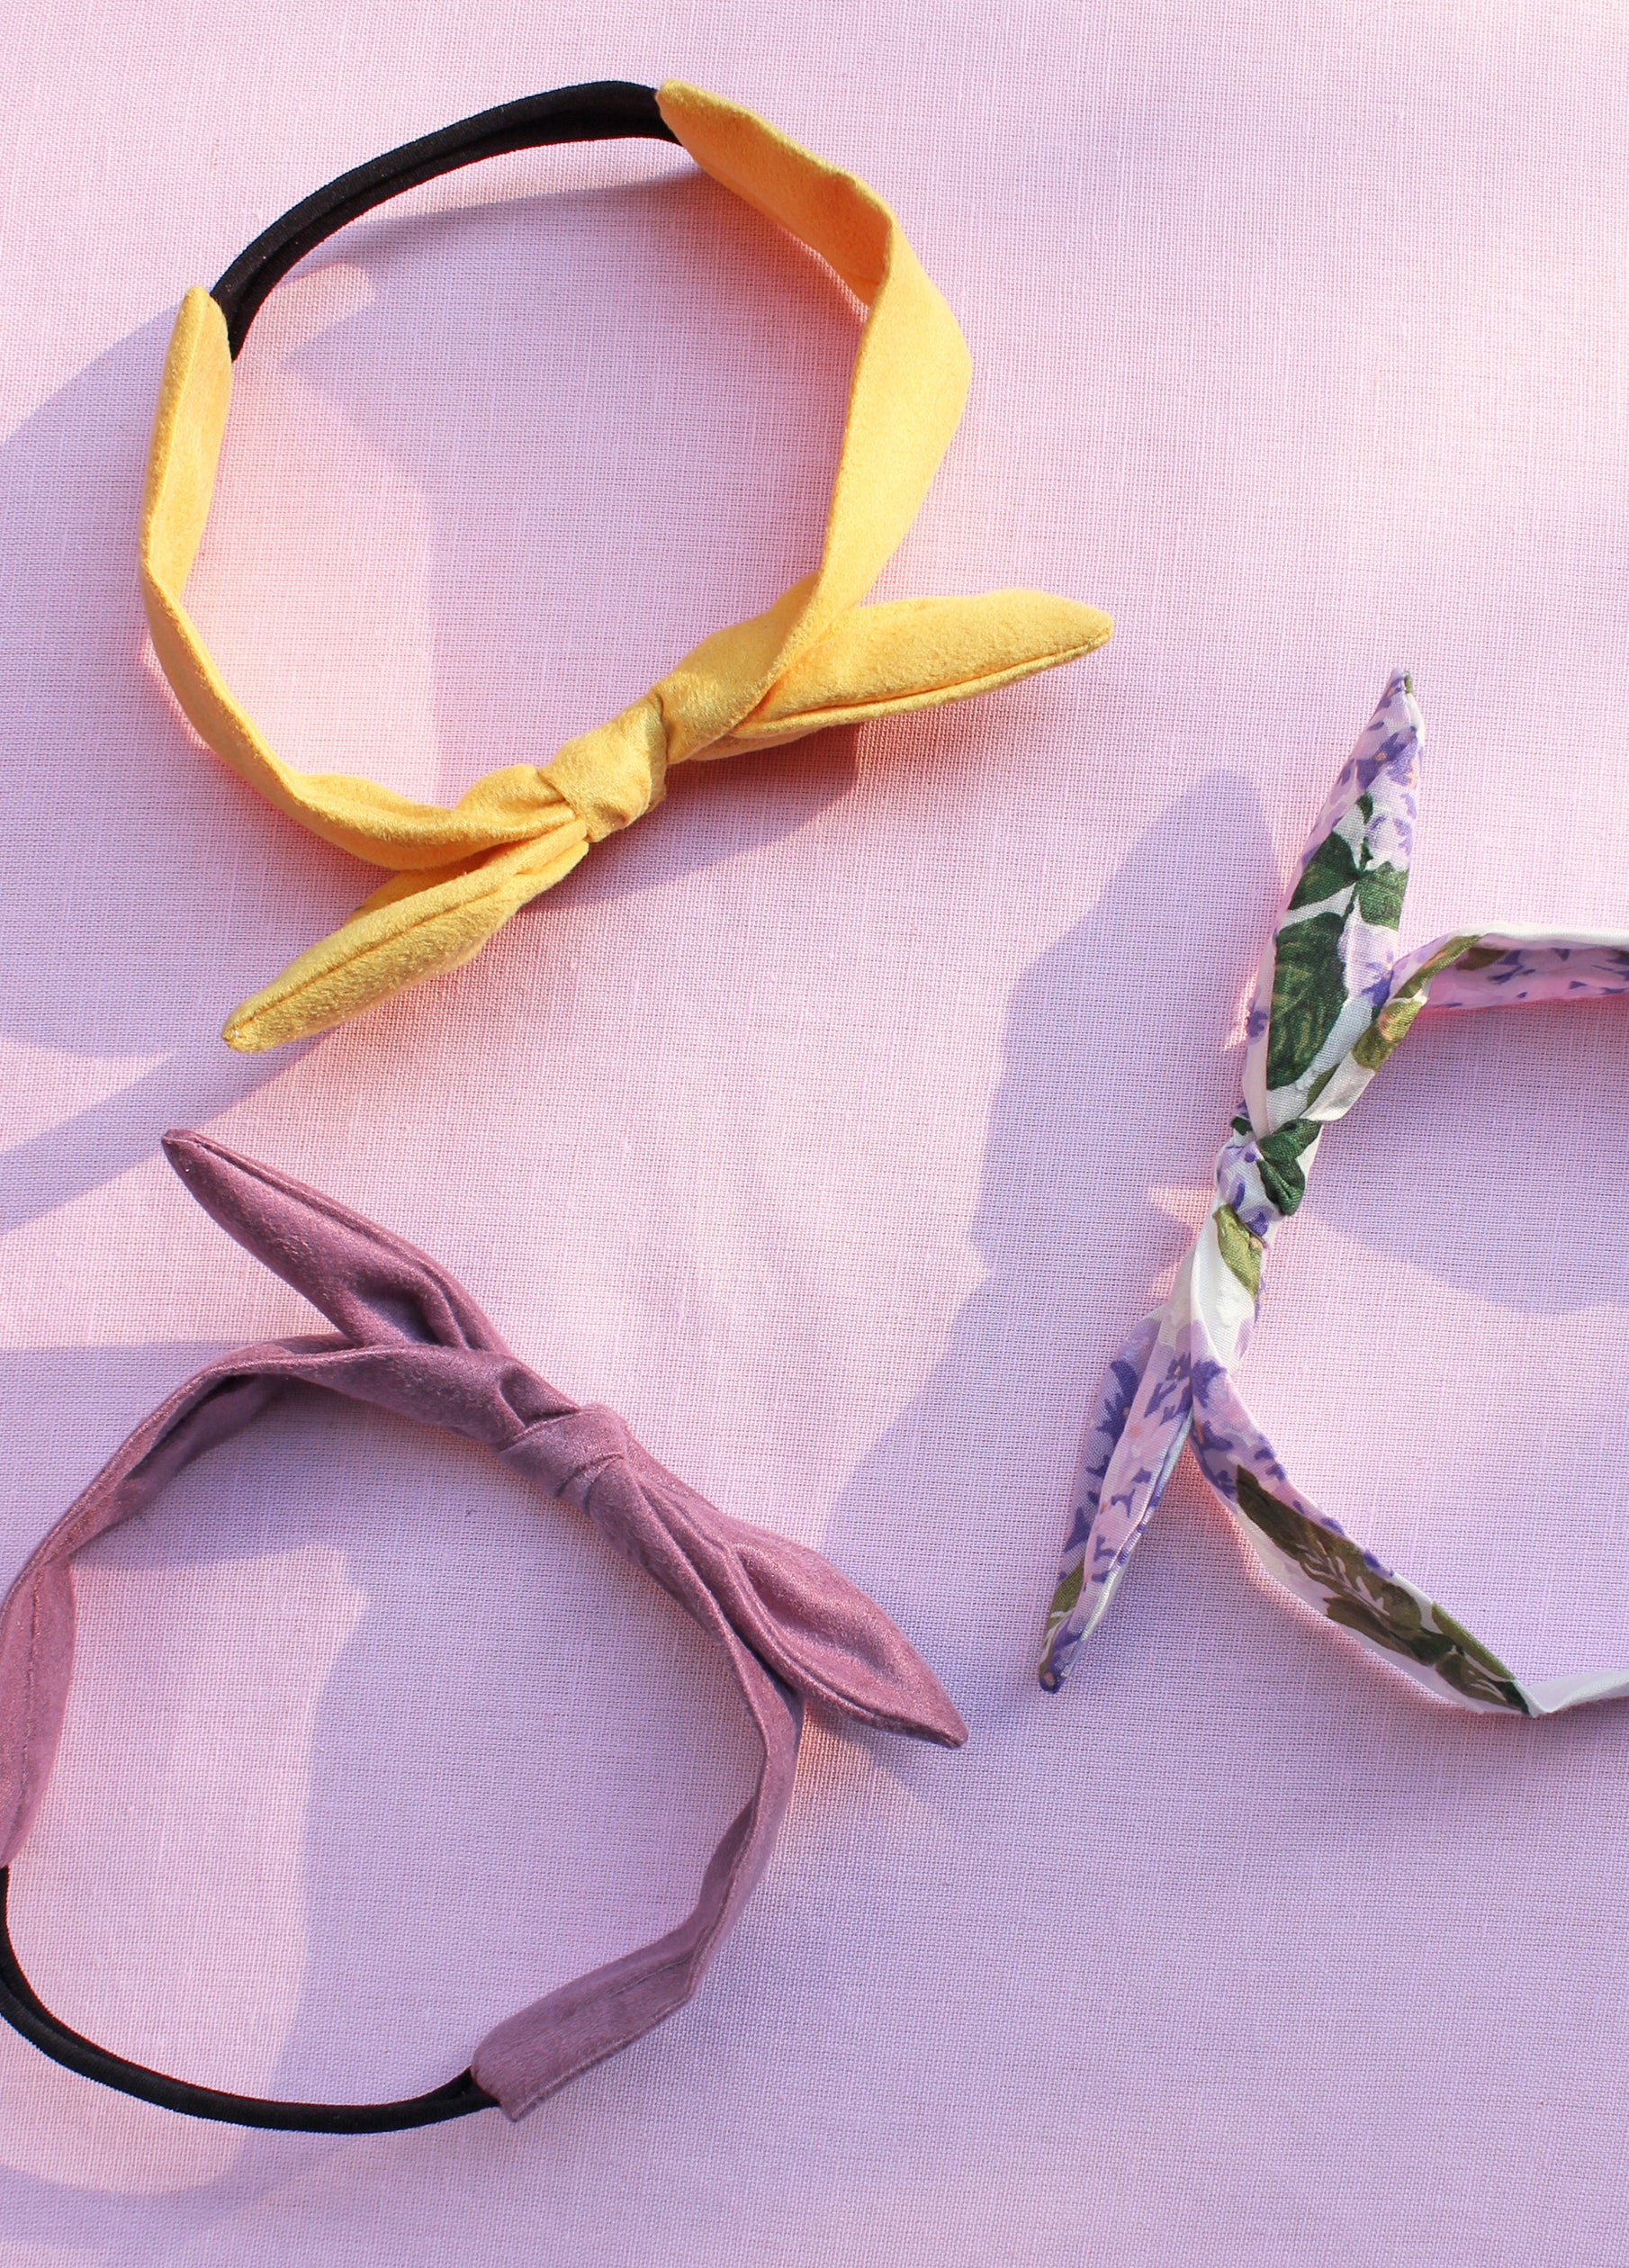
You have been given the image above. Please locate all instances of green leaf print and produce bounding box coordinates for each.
[1287,830,1359,911]
[1266,911,1349,1090]
[1213,1205,1264,1297]
[1428,1607,1528,1711]
[1232,1468,1529,1713]
[1254,1119,1322,1220]
[1046,1562,1084,1634]
[1351,994,1422,1070]
[1413,935,1483,986]
[1325,1591,1437,1655]
[1354,863,1407,929]
[1351,932,1485,1072]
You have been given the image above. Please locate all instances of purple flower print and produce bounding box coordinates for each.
[1040,674,1629,1720]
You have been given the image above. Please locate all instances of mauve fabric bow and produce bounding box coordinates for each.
[0,1133,964,2121]
[1040,670,1629,1717]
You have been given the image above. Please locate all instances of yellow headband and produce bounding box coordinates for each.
[140,80,1111,1052]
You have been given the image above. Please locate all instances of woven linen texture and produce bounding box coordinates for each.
[3,2,1629,2262]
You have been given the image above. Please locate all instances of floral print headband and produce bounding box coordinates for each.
[1040,671,1629,1716]
[140,79,1109,1053]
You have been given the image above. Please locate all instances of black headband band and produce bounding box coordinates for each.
[143,75,1111,1056]
[0,1136,963,2131]
[211,80,678,356]
[8,96,686,2126]
[0,1876,495,2129]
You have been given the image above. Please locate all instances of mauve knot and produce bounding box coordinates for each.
[508,1400,632,1508]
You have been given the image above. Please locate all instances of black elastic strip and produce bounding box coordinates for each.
[211,79,680,356]
[0,1869,497,2131]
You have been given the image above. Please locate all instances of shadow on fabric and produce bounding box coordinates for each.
[0,158,871,1234]
[0,1362,760,2234]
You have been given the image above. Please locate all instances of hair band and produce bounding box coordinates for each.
[1040,672,1629,1714]
[0,1131,965,2129]
[140,79,1112,1054]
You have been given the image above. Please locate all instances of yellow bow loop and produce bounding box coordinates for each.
[724,592,1112,750]
[220,696,671,1051]
[140,82,1112,1051]
[220,833,591,1052]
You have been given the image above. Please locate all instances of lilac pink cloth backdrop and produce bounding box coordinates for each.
[3,3,1629,2262]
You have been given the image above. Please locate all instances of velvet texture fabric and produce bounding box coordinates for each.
[140,79,1112,1052]
[0,1133,965,2121]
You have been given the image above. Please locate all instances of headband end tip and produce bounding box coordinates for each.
[916,1698,970,1750]
[220,1010,273,1055]
[160,1128,205,1185]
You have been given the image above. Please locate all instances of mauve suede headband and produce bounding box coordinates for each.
[140,78,1112,1054]
[0,1132,965,2130]
[1040,674,1629,1714]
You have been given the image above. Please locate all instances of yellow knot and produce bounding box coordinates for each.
[140,82,1112,1053]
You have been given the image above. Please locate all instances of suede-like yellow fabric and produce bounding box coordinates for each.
[140,81,1112,1051]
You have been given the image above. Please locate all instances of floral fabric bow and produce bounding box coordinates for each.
[1040,672,1629,1715]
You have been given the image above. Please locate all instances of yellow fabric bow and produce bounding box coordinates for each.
[140,82,1112,1052]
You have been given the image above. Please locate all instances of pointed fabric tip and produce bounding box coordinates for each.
[1029,673,1602,1721]
[0,1128,990,2123]
[161,1130,967,1750]
[160,1130,509,1353]
[726,591,1113,749]
[219,828,590,1052]
[141,89,1111,1051]
[718,1514,968,1748]
[1037,1626,1082,1694]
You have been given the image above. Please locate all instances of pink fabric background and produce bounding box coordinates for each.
[4,2,1629,2258]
